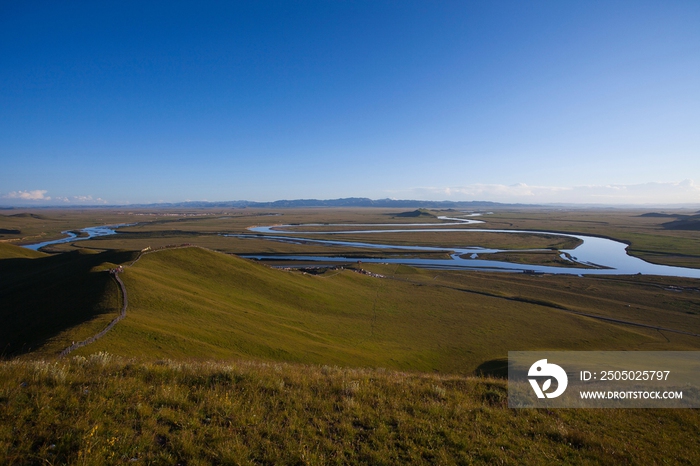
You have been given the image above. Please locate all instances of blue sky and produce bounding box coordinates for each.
[1,1,699,205]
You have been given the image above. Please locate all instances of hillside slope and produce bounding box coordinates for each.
[0,245,137,356]
[77,247,687,373]
[2,355,699,465]
[0,242,47,259]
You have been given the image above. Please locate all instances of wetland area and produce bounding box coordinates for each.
[19,209,700,278]
[3,206,700,464]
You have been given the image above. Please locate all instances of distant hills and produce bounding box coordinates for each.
[640,212,700,230]
[125,197,511,209]
[5,197,699,210]
[394,208,437,218]
[0,197,517,210]
[661,215,700,231]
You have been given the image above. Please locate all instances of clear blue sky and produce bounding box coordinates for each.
[2,1,699,205]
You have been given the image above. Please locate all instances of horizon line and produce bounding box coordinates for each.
[2,197,700,210]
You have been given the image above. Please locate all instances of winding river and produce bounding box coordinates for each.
[237,216,700,279]
[21,217,700,278]
[22,224,131,251]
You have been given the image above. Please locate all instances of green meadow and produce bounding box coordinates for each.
[2,355,700,465]
[1,207,700,464]
[4,207,699,267]
[8,245,693,371]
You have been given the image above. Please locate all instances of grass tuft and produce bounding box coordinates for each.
[1,354,699,465]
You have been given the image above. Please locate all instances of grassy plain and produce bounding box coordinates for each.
[2,355,700,465]
[0,210,149,245]
[364,264,700,335]
[4,207,699,267]
[2,207,700,464]
[469,250,589,267]
[275,230,582,250]
[15,246,697,373]
[3,207,700,363]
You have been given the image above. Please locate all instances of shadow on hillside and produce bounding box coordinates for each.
[0,249,138,357]
[474,358,508,379]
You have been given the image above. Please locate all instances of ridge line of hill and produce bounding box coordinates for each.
[57,244,222,356]
[59,272,128,357]
[40,244,700,366]
[136,245,700,340]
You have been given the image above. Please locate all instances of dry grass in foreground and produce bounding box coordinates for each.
[1,354,699,465]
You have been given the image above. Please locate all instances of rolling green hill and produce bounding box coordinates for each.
[0,242,47,259]
[3,243,700,464]
[67,247,692,373]
[4,243,697,370]
[0,243,137,356]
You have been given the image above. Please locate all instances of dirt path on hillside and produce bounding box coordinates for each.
[58,245,698,358]
[57,245,198,357]
[59,272,128,358]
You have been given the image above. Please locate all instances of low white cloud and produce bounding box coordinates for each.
[72,195,106,203]
[1,191,107,205]
[62,195,107,204]
[404,180,700,205]
[3,190,51,201]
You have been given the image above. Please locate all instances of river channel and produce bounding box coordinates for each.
[22,218,700,279]
[237,216,700,279]
[22,224,131,251]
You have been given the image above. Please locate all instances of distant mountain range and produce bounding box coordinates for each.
[124,197,517,209]
[3,197,699,210]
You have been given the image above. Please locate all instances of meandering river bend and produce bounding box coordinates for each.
[22,217,700,278]
[237,216,700,278]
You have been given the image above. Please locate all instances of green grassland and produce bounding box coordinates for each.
[0,210,146,245]
[4,207,699,268]
[0,242,47,259]
[469,251,589,267]
[2,355,699,465]
[79,230,580,262]
[363,264,700,336]
[33,246,700,372]
[3,207,700,366]
[283,230,582,250]
[2,207,700,464]
[80,233,432,258]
